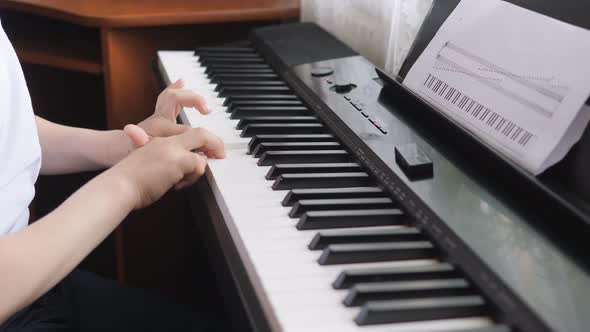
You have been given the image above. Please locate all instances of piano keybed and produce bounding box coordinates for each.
[157,45,513,331]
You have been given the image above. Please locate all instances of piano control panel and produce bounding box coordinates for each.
[284,52,584,332]
[312,68,388,135]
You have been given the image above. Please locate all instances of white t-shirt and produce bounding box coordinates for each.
[0,21,42,235]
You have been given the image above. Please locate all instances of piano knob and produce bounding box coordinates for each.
[334,83,357,94]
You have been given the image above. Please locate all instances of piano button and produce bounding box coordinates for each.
[296,208,406,230]
[350,101,362,111]
[241,123,326,137]
[223,94,299,106]
[281,187,384,206]
[231,106,308,119]
[227,100,303,112]
[289,197,393,217]
[266,162,360,180]
[317,241,435,265]
[257,150,351,166]
[237,116,319,130]
[254,142,340,158]
[395,143,433,179]
[218,86,292,97]
[274,172,372,191]
[343,278,473,307]
[355,295,487,325]
[308,227,423,250]
[210,73,280,82]
[333,263,458,289]
[214,81,286,91]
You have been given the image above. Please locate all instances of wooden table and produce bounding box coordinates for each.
[0,0,299,128]
[0,0,299,287]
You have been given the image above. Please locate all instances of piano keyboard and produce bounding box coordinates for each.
[157,46,512,332]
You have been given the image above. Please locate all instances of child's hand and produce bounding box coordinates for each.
[108,126,224,209]
[137,79,208,138]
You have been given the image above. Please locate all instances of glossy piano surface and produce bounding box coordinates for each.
[291,54,590,332]
[157,20,590,332]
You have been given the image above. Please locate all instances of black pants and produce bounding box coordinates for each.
[0,270,212,332]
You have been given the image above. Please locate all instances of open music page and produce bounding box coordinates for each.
[403,0,590,175]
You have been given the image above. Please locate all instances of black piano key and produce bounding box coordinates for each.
[241,124,326,137]
[274,172,372,191]
[215,81,286,91]
[207,69,275,78]
[219,86,292,97]
[223,94,299,106]
[248,134,335,154]
[199,57,265,65]
[205,63,270,70]
[205,64,271,74]
[266,162,360,180]
[196,52,261,59]
[282,187,384,206]
[296,208,406,230]
[210,73,280,82]
[195,46,255,54]
[227,100,303,112]
[333,263,458,289]
[195,51,257,59]
[290,197,393,217]
[237,116,318,130]
[253,142,338,157]
[355,296,486,325]
[257,150,351,166]
[343,278,473,307]
[308,227,423,250]
[231,106,308,119]
[317,241,435,265]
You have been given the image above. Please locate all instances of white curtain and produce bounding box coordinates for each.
[301,0,434,74]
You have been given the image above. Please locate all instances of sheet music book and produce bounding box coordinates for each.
[403,0,590,175]
[301,0,433,73]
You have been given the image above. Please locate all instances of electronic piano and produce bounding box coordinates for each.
[155,6,590,332]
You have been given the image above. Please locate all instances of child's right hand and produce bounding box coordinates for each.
[106,126,225,210]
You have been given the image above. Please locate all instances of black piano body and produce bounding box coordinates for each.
[156,2,590,331]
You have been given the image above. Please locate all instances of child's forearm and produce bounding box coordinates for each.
[36,116,132,175]
[0,168,136,323]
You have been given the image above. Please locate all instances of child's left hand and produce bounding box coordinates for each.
[136,79,209,140]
